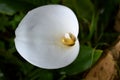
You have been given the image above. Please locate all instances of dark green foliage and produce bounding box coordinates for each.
[0,0,120,80]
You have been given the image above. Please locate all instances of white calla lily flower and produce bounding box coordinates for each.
[15,5,80,69]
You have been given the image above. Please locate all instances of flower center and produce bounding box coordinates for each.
[62,33,76,46]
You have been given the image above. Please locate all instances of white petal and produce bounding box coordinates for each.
[15,38,79,69]
[15,5,79,69]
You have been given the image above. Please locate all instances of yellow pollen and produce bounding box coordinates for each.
[62,33,76,46]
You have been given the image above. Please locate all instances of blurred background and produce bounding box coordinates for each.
[0,0,120,80]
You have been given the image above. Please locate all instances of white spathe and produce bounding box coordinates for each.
[15,5,80,69]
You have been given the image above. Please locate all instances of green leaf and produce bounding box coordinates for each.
[93,49,103,63]
[58,45,102,75]
[0,14,9,31]
[26,69,53,80]
[0,3,15,15]
[51,0,61,3]
[21,0,49,6]
[0,0,35,15]
[9,12,25,29]
[88,13,99,40]
[95,0,117,28]
[63,0,94,20]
